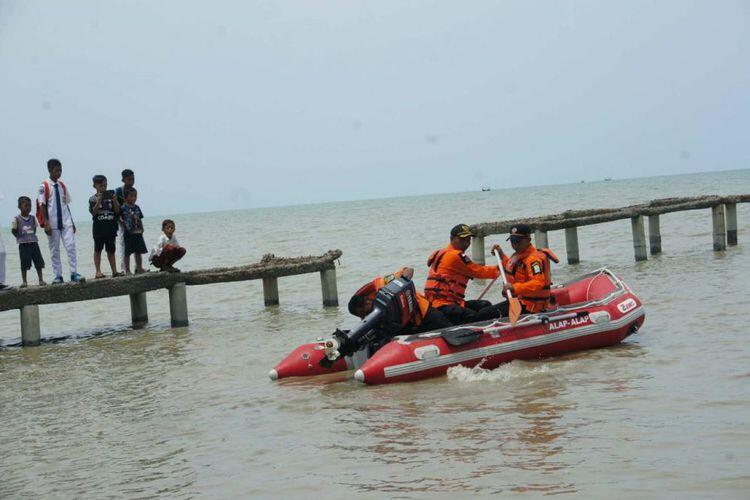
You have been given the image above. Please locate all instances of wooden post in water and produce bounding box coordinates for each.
[564,227,580,264]
[168,282,189,327]
[631,216,648,261]
[20,305,41,346]
[262,277,280,306]
[320,268,339,307]
[648,214,662,254]
[471,236,486,265]
[534,229,548,249]
[712,204,727,251]
[725,203,737,246]
[129,292,148,329]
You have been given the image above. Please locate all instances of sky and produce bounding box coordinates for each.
[0,1,748,221]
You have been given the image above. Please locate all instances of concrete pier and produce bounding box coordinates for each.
[20,305,41,347]
[712,204,727,251]
[648,214,662,254]
[725,203,737,246]
[1,250,342,344]
[320,268,339,307]
[534,229,549,249]
[168,283,189,327]
[564,227,580,264]
[129,292,149,329]
[262,277,280,306]
[631,215,648,261]
[471,236,486,265]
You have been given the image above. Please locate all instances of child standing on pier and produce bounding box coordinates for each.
[37,158,84,284]
[89,175,122,278]
[11,196,46,287]
[120,187,148,274]
[115,169,135,274]
[149,219,186,272]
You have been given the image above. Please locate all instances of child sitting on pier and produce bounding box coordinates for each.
[89,175,122,278]
[120,187,148,274]
[149,219,186,272]
[11,196,46,287]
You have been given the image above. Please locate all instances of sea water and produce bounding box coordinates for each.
[1,170,749,497]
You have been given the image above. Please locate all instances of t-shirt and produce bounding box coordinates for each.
[149,232,180,259]
[121,204,144,235]
[11,215,38,244]
[89,193,119,237]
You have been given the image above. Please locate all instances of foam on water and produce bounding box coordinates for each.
[447,359,565,383]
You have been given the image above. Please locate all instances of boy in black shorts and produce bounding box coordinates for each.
[120,187,148,274]
[89,175,122,278]
[11,196,46,287]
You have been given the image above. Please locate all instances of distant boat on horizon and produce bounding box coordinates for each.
[481,186,491,192]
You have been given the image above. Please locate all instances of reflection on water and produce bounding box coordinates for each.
[2,170,750,497]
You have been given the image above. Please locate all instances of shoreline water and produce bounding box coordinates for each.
[1,169,749,498]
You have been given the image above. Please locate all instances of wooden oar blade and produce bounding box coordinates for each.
[509,298,522,326]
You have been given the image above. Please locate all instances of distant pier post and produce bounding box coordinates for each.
[168,283,189,327]
[564,227,580,264]
[631,216,648,261]
[725,203,737,246]
[648,214,662,254]
[712,204,727,251]
[471,236,486,265]
[129,292,148,329]
[262,277,280,306]
[320,268,339,307]
[534,229,548,249]
[20,305,41,346]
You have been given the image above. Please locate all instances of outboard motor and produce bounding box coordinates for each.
[320,277,418,366]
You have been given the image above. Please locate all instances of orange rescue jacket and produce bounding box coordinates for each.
[424,244,500,308]
[501,244,559,313]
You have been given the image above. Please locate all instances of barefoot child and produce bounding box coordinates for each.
[120,187,147,274]
[89,175,122,278]
[11,196,46,287]
[115,169,135,273]
[149,219,186,272]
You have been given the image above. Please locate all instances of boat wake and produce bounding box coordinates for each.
[446,360,559,383]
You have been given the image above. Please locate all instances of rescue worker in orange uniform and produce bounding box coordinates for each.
[424,224,503,324]
[348,266,452,334]
[495,223,559,316]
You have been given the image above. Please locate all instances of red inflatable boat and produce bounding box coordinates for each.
[270,268,645,385]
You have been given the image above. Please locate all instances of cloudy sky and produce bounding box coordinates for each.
[1,1,748,220]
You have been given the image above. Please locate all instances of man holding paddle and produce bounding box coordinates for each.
[494,224,559,320]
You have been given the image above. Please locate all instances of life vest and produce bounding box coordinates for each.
[505,246,559,313]
[36,180,69,225]
[424,247,470,307]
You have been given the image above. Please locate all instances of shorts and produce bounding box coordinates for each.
[19,242,45,271]
[94,234,116,253]
[124,233,147,256]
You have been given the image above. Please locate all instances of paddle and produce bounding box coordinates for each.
[493,249,522,326]
[476,278,497,301]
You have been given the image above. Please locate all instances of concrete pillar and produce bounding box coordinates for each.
[20,305,41,347]
[712,204,726,251]
[564,227,580,264]
[320,268,339,307]
[129,292,148,329]
[534,229,548,249]
[262,277,280,306]
[648,214,662,254]
[168,282,189,327]
[726,203,737,246]
[631,215,648,261]
[471,235,486,265]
